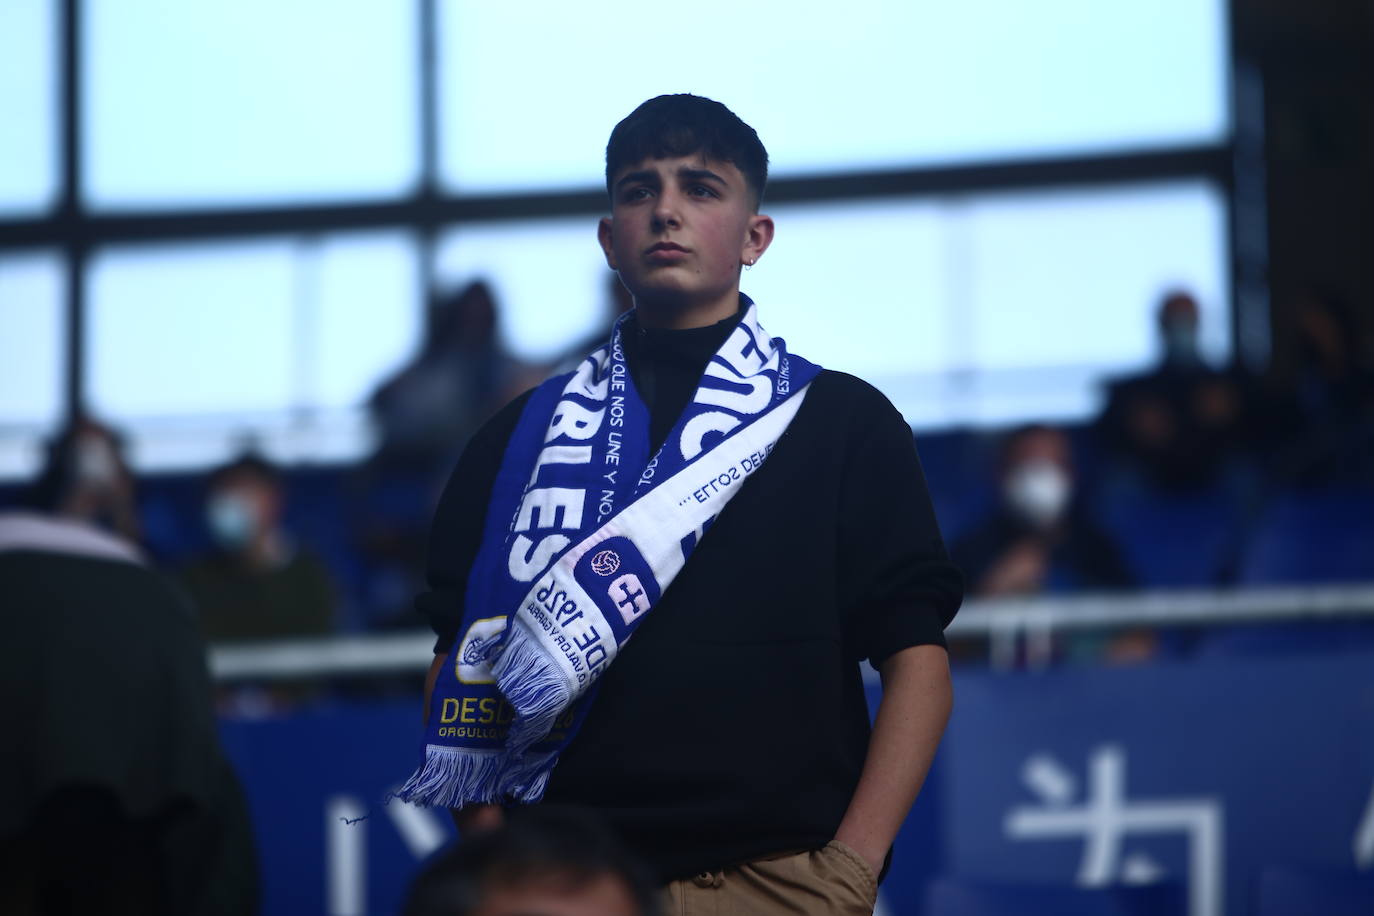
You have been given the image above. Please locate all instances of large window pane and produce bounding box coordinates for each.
[736,200,953,378]
[310,234,423,409]
[439,181,1227,430]
[0,0,58,214]
[0,251,65,479]
[759,181,1229,427]
[0,251,65,426]
[434,218,613,364]
[440,0,1228,192]
[88,240,298,417]
[86,232,420,470]
[83,0,419,209]
[963,182,1230,370]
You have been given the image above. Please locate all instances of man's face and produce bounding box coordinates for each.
[598,154,771,320]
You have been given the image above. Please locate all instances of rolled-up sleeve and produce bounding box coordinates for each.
[836,388,964,668]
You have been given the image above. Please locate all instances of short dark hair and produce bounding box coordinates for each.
[208,452,280,492]
[401,806,660,916]
[605,94,769,208]
[26,418,130,513]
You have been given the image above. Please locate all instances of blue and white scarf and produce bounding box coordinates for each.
[395,300,820,808]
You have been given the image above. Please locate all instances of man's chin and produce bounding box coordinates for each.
[631,285,697,312]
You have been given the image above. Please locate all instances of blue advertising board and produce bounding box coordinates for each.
[219,649,1374,915]
[941,650,1374,916]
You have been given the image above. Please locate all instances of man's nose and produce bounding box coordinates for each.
[651,191,682,229]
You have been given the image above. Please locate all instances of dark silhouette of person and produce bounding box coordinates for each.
[402,806,660,916]
[369,281,523,476]
[1096,291,1251,491]
[27,415,143,547]
[357,281,529,628]
[1,435,259,915]
[1267,288,1374,485]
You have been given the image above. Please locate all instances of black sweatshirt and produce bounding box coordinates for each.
[417,309,963,881]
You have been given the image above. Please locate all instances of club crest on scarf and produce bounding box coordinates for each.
[395,299,821,809]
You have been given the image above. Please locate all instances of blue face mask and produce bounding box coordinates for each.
[206,493,256,550]
[1164,321,1199,365]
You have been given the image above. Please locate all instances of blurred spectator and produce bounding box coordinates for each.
[180,454,337,643]
[952,425,1133,598]
[369,280,524,476]
[27,415,142,546]
[402,806,659,916]
[0,475,259,913]
[1096,291,1253,491]
[1266,288,1374,485]
[357,281,528,629]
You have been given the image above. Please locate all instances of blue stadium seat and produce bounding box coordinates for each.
[1253,866,1374,916]
[1094,479,1237,587]
[916,429,999,546]
[922,877,1185,916]
[1238,488,1374,585]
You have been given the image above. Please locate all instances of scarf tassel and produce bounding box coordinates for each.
[493,624,576,759]
[391,745,505,809]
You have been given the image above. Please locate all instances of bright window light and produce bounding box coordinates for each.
[741,200,953,379]
[961,182,1231,371]
[84,232,421,469]
[87,239,298,417]
[434,217,614,365]
[440,0,1228,192]
[429,180,1227,430]
[0,251,65,427]
[309,233,423,410]
[0,0,58,214]
[83,0,419,209]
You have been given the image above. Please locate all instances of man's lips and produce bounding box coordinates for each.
[645,242,688,255]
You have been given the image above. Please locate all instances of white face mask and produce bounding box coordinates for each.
[206,493,258,550]
[1005,460,1072,528]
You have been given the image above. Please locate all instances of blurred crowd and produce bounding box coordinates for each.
[2,282,1371,682]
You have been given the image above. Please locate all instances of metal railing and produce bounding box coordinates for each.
[207,584,1374,683]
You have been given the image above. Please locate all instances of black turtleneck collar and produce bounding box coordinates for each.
[622,303,745,452]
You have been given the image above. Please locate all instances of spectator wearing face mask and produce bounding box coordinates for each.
[180,454,337,644]
[1096,291,1254,492]
[27,416,143,546]
[951,425,1134,599]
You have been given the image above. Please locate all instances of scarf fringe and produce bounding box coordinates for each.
[499,749,558,803]
[494,625,575,757]
[390,745,504,809]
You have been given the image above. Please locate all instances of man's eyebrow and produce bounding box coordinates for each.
[677,166,728,186]
[614,169,658,191]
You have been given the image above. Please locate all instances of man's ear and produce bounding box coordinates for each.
[742,213,775,266]
[597,217,618,270]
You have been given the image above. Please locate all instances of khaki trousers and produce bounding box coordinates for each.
[662,841,877,915]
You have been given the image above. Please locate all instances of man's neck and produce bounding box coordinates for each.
[634,291,740,330]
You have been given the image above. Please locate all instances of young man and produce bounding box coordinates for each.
[404,94,962,914]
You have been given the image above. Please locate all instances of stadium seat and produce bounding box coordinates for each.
[917,429,999,546]
[922,877,1185,916]
[1237,488,1374,585]
[1094,479,1237,587]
